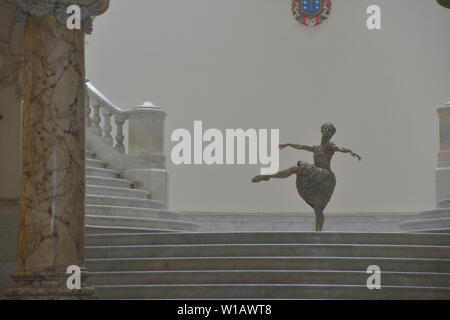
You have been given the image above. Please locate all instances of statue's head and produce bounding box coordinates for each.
[321,122,336,139]
[437,0,450,9]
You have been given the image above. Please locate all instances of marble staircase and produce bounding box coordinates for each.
[84,149,450,299]
[85,232,450,299]
[84,143,450,299]
[85,150,199,234]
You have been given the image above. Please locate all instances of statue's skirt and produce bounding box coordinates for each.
[295,161,336,210]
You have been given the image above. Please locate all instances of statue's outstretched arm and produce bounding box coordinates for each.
[279,144,314,152]
[332,145,362,161]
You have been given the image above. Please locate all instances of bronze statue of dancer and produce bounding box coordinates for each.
[252,123,361,232]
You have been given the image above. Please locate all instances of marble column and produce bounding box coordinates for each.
[437,104,450,208]
[4,0,109,300]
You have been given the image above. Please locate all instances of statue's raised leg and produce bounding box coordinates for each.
[252,166,300,183]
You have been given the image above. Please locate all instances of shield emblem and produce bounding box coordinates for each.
[301,0,323,15]
[292,0,332,27]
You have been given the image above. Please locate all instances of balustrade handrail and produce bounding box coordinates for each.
[86,81,126,114]
[86,81,129,153]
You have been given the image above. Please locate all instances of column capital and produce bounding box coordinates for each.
[15,0,110,34]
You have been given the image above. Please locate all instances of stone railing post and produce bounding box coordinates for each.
[123,102,168,205]
[101,107,113,145]
[128,102,166,158]
[114,114,127,154]
[91,102,102,136]
[4,0,109,300]
[437,103,450,208]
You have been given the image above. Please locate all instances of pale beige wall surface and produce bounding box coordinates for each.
[86,0,450,213]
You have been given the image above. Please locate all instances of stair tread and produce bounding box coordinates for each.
[86,215,198,224]
[85,243,450,248]
[86,225,185,231]
[93,284,450,299]
[86,194,164,202]
[86,185,150,199]
[86,185,140,191]
[93,283,450,289]
[86,158,106,165]
[86,256,450,262]
[85,231,450,246]
[88,269,450,275]
[86,176,133,183]
[86,204,166,211]
[86,167,119,173]
[403,227,450,233]
[400,217,450,226]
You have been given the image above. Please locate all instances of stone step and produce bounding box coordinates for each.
[419,208,450,220]
[86,158,107,168]
[84,232,450,247]
[88,270,450,287]
[85,205,186,220]
[399,217,450,231]
[92,284,450,299]
[86,185,150,199]
[86,195,166,210]
[85,225,184,235]
[403,228,450,234]
[85,215,199,232]
[85,256,450,273]
[86,150,96,159]
[86,167,119,178]
[85,243,450,260]
[185,212,415,233]
[86,176,134,189]
[438,199,450,208]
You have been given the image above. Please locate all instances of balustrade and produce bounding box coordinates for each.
[86,82,130,154]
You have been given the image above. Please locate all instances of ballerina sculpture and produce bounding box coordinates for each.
[252,123,361,232]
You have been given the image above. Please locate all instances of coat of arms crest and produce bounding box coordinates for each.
[292,0,332,27]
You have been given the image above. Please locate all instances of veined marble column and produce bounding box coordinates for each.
[437,104,450,208]
[4,0,109,300]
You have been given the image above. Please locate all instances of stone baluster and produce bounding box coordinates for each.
[101,107,113,145]
[114,114,127,154]
[91,103,102,136]
[85,93,92,128]
[4,0,110,300]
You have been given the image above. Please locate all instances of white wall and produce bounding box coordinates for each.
[86,0,450,213]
